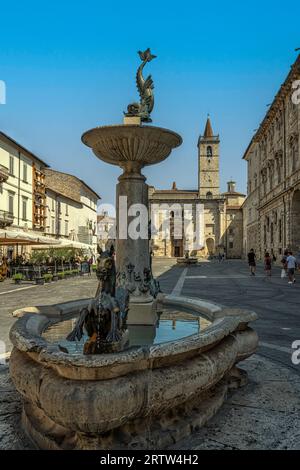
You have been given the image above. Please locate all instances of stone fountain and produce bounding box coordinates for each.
[9,49,258,450]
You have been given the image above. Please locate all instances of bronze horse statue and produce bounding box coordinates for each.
[67,245,129,354]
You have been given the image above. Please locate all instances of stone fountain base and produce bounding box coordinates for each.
[9,295,258,450]
[18,359,246,450]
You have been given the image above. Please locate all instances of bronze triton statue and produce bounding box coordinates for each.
[67,245,129,354]
[125,48,157,122]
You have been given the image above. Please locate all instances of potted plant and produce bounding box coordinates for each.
[43,273,53,283]
[30,250,47,286]
[12,273,24,285]
[35,276,45,285]
[57,272,65,280]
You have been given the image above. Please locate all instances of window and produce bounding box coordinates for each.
[65,204,68,216]
[22,197,28,220]
[207,146,212,158]
[65,221,68,236]
[269,168,273,190]
[9,156,14,175]
[23,163,28,182]
[205,223,215,234]
[57,219,61,235]
[229,228,234,235]
[277,163,281,183]
[270,223,274,244]
[51,218,55,234]
[229,242,233,249]
[8,192,14,215]
[52,199,55,211]
[291,146,297,172]
[58,201,61,214]
[279,219,282,243]
[206,191,212,199]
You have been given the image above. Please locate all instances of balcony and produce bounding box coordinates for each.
[0,165,9,183]
[34,187,46,197]
[0,210,14,228]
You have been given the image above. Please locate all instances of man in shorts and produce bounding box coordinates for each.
[248,248,256,276]
[286,251,297,284]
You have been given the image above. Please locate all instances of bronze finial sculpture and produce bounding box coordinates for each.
[125,48,157,122]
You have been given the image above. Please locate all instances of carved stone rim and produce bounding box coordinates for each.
[9,294,258,380]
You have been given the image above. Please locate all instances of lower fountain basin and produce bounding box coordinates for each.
[9,294,258,450]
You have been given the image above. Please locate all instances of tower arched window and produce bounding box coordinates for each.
[206,191,212,199]
[207,146,212,158]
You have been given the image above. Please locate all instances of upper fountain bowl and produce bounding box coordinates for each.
[81,124,182,171]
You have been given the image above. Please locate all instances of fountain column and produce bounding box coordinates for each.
[116,163,150,277]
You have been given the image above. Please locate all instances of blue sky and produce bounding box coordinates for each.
[0,0,299,209]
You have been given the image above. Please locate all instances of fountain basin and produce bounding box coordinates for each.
[9,295,258,450]
[81,125,182,172]
[177,257,198,265]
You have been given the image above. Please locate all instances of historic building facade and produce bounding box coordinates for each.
[149,118,245,258]
[243,55,300,259]
[44,169,99,253]
[0,131,49,258]
[97,210,116,251]
[0,130,100,258]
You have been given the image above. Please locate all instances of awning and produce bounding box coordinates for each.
[0,229,61,246]
[58,239,94,250]
[32,238,95,251]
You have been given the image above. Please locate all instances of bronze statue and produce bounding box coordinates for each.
[125,48,156,122]
[67,245,129,354]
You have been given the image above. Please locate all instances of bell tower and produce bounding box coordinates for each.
[198,116,220,198]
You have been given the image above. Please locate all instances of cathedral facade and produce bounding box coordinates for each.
[149,118,245,258]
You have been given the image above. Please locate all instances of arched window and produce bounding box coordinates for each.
[207,146,212,158]
[206,191,212,199]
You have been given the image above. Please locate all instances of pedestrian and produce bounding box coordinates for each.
[280,250,288,279]
[264,252,272,277]
[247,248,256,276]
[218,252,222,262]
[286,251,297,284]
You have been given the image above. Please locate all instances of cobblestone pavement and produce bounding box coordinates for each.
[1,258,300,449]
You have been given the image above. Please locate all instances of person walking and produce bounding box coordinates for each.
[280,250,289,279]
[247,248,256,276]
[264,252,272,277]
[286,251,297,284]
